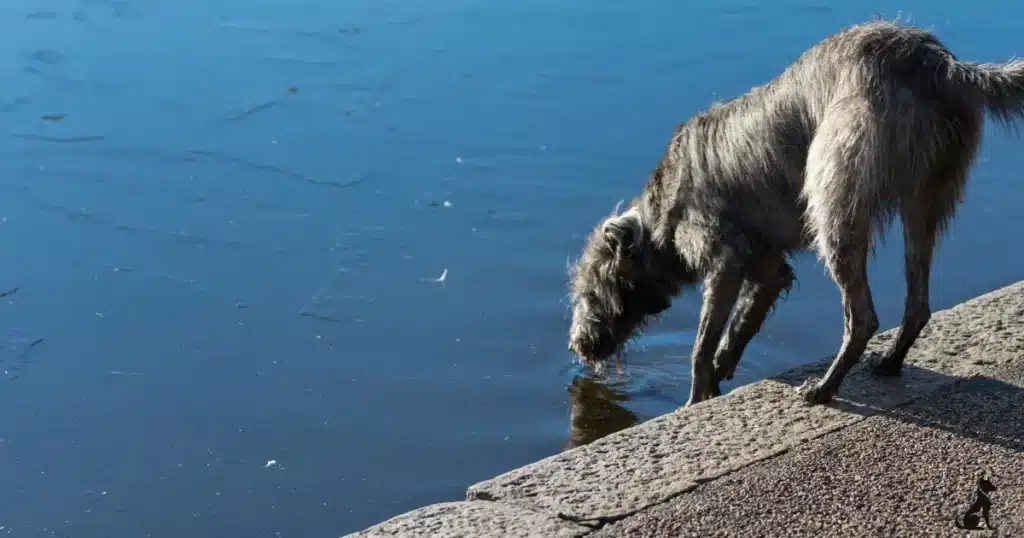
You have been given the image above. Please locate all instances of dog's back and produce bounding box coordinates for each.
[664,20,1024,254]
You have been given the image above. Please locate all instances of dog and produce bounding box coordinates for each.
[567,20,1024,406]
[956,476,997,530]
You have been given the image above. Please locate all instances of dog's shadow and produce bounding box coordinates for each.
[769,359,1022,451]
[771,358,1024,532]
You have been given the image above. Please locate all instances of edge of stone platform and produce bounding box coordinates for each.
[343,280,1024,537]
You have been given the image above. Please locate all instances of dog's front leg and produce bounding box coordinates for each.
[713,254,794,383]
[685,264,743,407]
[982,501,994,530]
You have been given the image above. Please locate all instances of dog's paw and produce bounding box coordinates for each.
[712,359,735,383]
[684,386,721,408]
[866,351,902,377]
[796,376,835,405]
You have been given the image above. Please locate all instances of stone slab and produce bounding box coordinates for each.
[466,282,1024,522]
[340,501,590,538]
[595,376,1024,537]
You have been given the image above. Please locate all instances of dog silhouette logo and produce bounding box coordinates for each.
[956,476,997,531]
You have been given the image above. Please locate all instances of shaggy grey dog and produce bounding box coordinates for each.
[567,20,1024,406]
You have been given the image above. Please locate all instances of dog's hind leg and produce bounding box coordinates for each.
[798,238,877,404]
[867,198,940,376]
[797,101,881,405]
[713,252,795,383]
[870,116,981,376]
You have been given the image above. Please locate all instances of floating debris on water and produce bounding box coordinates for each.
[264,54,338,65]
[12,133,105,144]
[265,459,278,468]
[2,334,47,381]
[421,268,448,284]
[217,20,272,33]
[40,114,65,121]
[188,149,365,190]
[226,99,280,121]
[0,288,19,298]
[224,86,299,121]
[26,49,64,66]
[26,11,60,20]
[299,311,346,324]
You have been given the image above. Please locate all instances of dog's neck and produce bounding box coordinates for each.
[977,488,992,502]
[628,196,697,291]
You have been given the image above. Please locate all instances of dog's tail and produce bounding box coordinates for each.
[942,57,1024,128]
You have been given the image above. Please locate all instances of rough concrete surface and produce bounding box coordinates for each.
[466,282,1024,521]
[346,281,1024,537]
[595,376,1024,538]
[340,501,590,538]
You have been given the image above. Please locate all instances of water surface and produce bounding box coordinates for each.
[1,0,1023,536]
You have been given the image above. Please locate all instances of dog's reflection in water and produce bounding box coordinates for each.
[566,376,638,450]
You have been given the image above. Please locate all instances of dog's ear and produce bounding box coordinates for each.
[601,210,642,257]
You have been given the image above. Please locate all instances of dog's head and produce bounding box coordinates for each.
[567,204,692,364]
[979,477,997,493]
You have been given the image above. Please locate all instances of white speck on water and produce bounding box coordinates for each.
[455,156,463,164]
[442,200,452,208]
[95,312,104,318]
[421,268,447,284]
[265,460,278,468]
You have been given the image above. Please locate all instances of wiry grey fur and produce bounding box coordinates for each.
[567,20,1024,406]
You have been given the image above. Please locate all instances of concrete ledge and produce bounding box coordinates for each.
[342,501,591,538]
[593,375,1024,537]
[344,281,1024,537]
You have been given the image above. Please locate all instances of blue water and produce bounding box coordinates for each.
[1,0,1023,536]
